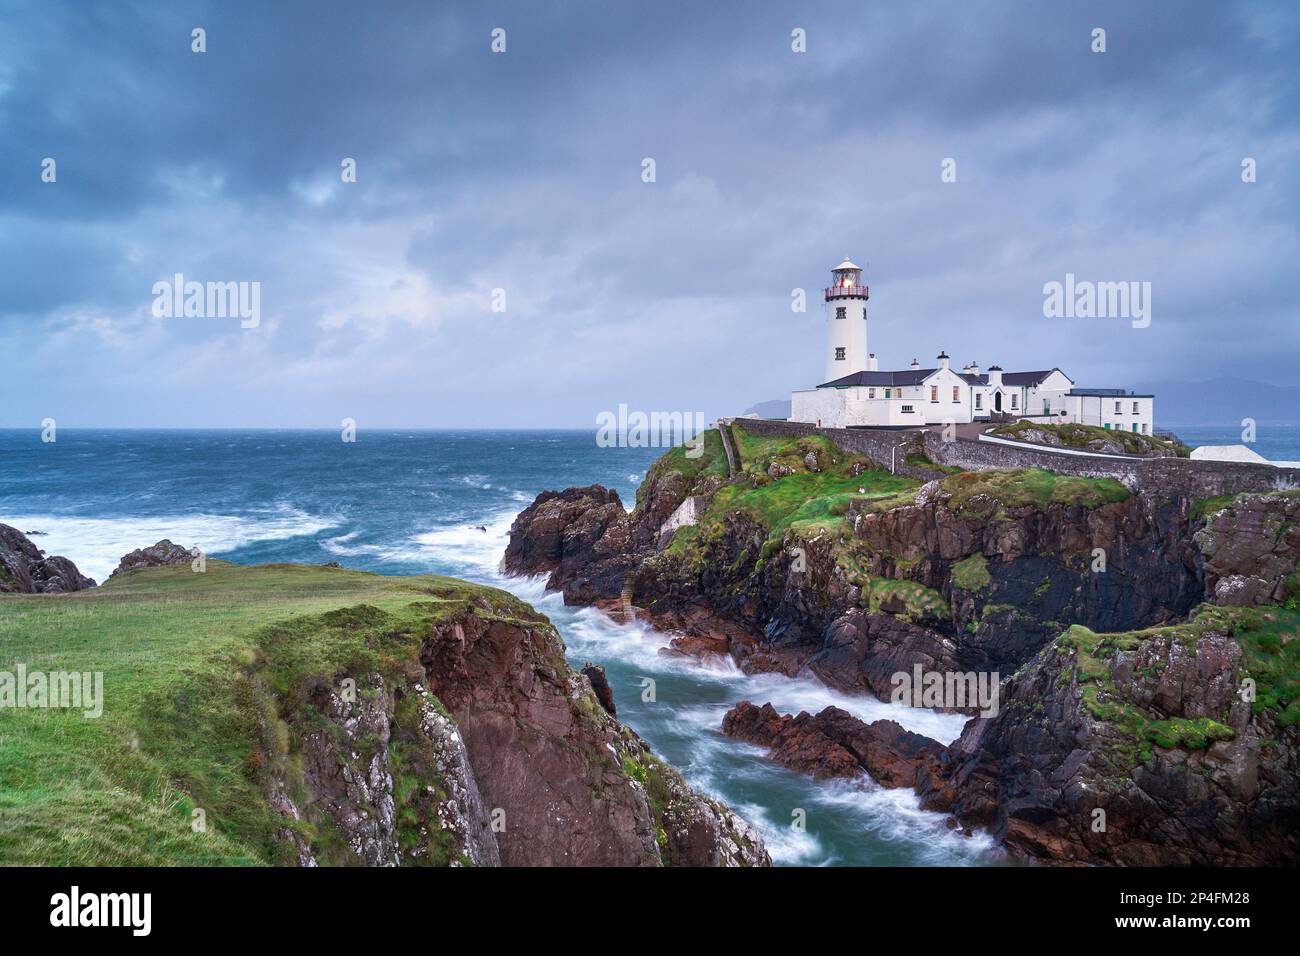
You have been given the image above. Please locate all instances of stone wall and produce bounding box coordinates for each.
[732,418,1300,499]
[733,419,937,480]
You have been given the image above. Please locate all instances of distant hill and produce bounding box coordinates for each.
[741,399,792,420]
[1137,379,1300,426]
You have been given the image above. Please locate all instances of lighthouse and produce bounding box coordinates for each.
[823,257,869,382]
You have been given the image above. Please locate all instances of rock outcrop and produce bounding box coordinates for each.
[582,662,617,716]
[0,523,95,593]
[266,594,770,867]
[419,607,662,865]
[918,607,1300,866]
[502,454,726,606]
[721,701,946,787]
[111,539,194,577]
[1195,492,1300,606]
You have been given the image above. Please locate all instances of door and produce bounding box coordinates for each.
[994,392,1002,413]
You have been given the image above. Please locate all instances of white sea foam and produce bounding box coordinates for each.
[816,778,1001,865]
[732,801,826,865]
[408,512,515,574]
[4,506,337,581]
[528,593,970,745]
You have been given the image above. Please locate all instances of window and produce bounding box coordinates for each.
[835,347,846,360]
[1115,401,1122,414]
[975,394,982,410]
[836,307,846,320]
[1142,424,1148,434]
[952,386,960,402]
[901,404,914,413]
[1011,394,1018,409]
[885,388,891,398]
[868,388,875,399]
[1133,401,1139,414]
[930,385,938,402]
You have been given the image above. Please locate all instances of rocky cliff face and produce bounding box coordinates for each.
[269,669,500,867]
[0,523,96,593]
[918,606,1300,865]
[263,595,769,867]
[503,426,1300,865]
[507,466,1204,703]
[1195,491,1300,606]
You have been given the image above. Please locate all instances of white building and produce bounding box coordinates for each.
[789,258,1155,434]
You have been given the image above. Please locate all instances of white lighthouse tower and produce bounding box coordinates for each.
[823,257,869,382]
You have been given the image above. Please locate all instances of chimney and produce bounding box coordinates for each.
[987,364,1003,388]
[937,351,949,371]
[969,360,980,376]
[868,353,878,371]
[910,357,920,370]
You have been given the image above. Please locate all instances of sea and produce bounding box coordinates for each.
[3,425,1297,866]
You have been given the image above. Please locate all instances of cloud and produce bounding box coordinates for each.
[0,0,1297,426]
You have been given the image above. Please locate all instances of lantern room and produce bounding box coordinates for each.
[825,257,868,300]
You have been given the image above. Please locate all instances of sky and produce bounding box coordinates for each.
[1,0,1297,428]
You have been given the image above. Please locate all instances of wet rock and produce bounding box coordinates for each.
[721,701,947,788]
[581,662,617,716]
[0,523,96,593]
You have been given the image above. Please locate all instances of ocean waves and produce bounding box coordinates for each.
[3,505,336,581]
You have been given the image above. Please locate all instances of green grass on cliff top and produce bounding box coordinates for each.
[714,469,918,541]
[940,467,1130,513]
[991,419,1190,457]
[0,562,540,866]
[718,427,918,540]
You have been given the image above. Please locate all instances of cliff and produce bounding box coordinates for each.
[504,424,1300,865]
[507,428,1202,700]
[919,605,1300,865]
[0,559,767,867]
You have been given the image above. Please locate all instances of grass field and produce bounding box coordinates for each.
[0,561,535,865]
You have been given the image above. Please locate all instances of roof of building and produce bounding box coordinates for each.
[833,258,861,271]
[819,365,1075,390]
[1069,388,1153,398]
[819,368,936,388]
